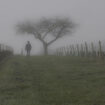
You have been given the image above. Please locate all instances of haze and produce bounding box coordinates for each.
[0,0,105,55]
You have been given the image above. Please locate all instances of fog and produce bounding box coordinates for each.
[0,0,105,55]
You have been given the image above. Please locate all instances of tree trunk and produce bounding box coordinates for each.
[43,43,48,55]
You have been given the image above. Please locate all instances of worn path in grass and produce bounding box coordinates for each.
[0,56,105,105]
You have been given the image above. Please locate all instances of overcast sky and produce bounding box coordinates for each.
[0,0,105,54]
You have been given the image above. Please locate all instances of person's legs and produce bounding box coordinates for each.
[26,50,29,56]
[27,50,30,56]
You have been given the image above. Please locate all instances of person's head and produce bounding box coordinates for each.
[27,41,30,44]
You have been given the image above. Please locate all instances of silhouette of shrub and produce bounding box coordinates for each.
[0,50,13,61]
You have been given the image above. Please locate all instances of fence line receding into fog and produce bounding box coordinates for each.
[54,41,105,59]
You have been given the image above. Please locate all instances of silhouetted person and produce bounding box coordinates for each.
[25,41,32,56]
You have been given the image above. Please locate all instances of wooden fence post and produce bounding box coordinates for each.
[63,47,66,56]
[85,42,88,57]
[57,48,60,56]
[70,45,73,56]
[76,44,80,56]
[71,45,75,56]
[0,44,1,52]
[59,47,62,56]
[91,42,96,57]
[99,40,103,59]
[80,44,84,57]
[66,46,70,56]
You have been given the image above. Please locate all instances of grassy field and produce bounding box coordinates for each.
[0,56,105,105]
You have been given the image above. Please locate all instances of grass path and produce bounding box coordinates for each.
[0,56,105,105]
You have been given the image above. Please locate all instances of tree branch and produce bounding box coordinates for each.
[47,26,65,45]
[47,34,62,45]
[42,29,51,39]
[32,31,46,45]
[47,37,58,45]
[42,25,57,39]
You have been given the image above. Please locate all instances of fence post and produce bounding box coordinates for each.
[85,42,88,57]
[76,44,80,56]
[66,46,70,56]
[59,48,62,56]
[99,40,103,59]
[71,45,75,56]
[70,46,72,56]
[80,44,84,57]
[0,44,1,52]
[63,47,66,56]
[91,42,96,57]
[57,48,60,56]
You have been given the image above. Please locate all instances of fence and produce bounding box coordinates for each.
[0,44,13,61]
[54,41,105,59]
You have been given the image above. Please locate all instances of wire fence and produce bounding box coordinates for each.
[54,41,105,59]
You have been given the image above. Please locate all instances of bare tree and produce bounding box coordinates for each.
[16,18,76,55]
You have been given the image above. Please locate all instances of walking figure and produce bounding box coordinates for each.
[25,41,32,56]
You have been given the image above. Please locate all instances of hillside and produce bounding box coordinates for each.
[0,56,105,105]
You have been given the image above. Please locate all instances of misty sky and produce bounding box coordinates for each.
[0,0,105,54]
